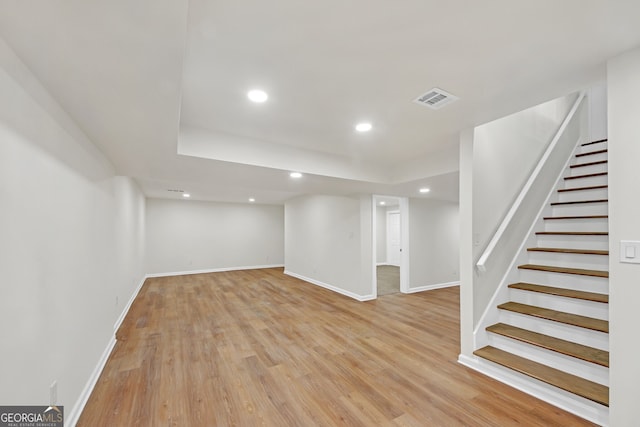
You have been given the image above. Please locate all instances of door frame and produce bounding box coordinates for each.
[372,195,410,296]
[386,210,401,266]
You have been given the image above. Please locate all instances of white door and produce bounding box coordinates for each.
[387,211,401,266]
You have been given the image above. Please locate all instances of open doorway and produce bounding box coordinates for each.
[372,195,409,296]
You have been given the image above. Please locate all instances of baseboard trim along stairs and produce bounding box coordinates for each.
[472,138,610,424]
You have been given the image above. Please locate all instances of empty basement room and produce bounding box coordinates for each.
[2,1,640,426]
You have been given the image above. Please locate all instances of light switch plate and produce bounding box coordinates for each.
[620,241,640,264]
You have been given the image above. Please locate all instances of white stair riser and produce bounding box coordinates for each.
[551,203,608,217]
[577,142,607,155]
[568,163,608,177]
[487,334,609,386]
[498,311,609,350]
[535,234,608,250]
[556,188,608,203]
[563,175,608,188]
[543,218,608,232]
[517,270,608,294]
[509,289,608,320]
[527,251,609,270]
[575,152,608,163]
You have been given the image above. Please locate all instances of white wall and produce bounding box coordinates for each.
[285,194,372,299]
[473,93,577,259]
[376,205,387,264]
[588,82,608,142]
[607,46,640,427]
[145,198,284,274]
[408,199,459,289]
[0,38,145,416]
[459,128,475,357]
[470,92,585,323]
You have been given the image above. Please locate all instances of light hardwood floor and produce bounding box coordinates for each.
[78,268,595,426]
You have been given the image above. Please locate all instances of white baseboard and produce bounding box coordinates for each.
[66,335,116,427]
[284,270,375,302]
[145,264,285,278]
[406,281,459,294]
[114,275,147,331]
[458,354,609,426]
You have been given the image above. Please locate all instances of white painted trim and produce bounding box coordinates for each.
[476,91,586,272]
[114,275,146,330]
[371,196,378,298]
[406,281,459,294]
[399,197,410,293]
[284,270,376,302]
[458,354,609,426]
[66,335,117,427]
[145,264,285,278]
[376,262,392,266]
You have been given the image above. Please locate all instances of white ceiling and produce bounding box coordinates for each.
[1,1,640,204]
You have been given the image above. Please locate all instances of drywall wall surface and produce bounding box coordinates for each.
[408,198,459,288]
[145,198,284,274]
[285,194,367,297]
[0,38,145,412]
[607,46,640,427]
[471,92,584,323]
[458,128,475,357]
[472,93,577,259]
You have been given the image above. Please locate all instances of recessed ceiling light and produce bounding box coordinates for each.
[419,188,430,194]
[249,198,255,202]
[379,201,386,205]
[355,122,372,132]
[289,172,302,178]
[247,89,268,103]
[183,193,191,198]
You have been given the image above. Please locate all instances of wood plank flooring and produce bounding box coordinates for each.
[78,268,595,426]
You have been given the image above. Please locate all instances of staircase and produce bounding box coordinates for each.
[474,139,610,410]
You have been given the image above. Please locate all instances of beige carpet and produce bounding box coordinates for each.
[377,265,400,296]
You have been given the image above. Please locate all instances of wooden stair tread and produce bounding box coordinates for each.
[473,346,609,406]
[557,185,607,193]
[581,139,607,146]
[543,215,608,220]
[570,160,607,168]
[518,264,608,278]
[536,231,608,236]
[486,323,609,367]
[508,282,609,303]
[565,172,607,181]
[550,199,607,206]
[497,302,609,332]
[527,247,608,255]
[576,149,607,158]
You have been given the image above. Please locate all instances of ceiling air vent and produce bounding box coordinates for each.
[413,88,459,110]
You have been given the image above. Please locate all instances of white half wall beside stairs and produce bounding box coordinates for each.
[460,88,611,426]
